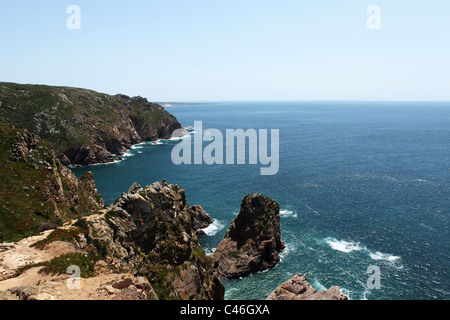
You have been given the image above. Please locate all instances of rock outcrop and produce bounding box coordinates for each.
[0,181,224,300]
[0,123,103,242]
[213,194,285,279]
[266,274,348,300]
[190,205,213,236]
[0,82,182,166]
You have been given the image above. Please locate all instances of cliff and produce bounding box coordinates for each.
[0,83,181,166]
[213,194,285,279]
[0,123,103,242]
[0,181,224,300]
[266,274,348,300]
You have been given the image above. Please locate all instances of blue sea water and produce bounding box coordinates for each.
[72,101,450,300]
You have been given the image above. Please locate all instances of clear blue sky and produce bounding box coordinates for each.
[1,0,449,101]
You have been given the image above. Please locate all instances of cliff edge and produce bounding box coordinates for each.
[0,181,224,300]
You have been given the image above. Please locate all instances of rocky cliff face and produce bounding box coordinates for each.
[266,274,348,300]
[0,181,224,300]
[213,194,285,279]
[96,181,224,300]
[0,123,103,242]
[0,83,181,166]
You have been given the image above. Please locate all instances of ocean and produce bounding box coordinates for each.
[71,101,450,300]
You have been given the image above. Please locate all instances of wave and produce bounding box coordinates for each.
[339,288,354,300]
[121,151,133,158]
[323,237,403,269]
[311,279,327,292]
[203,247,216,256]
[130,143,146,149]
[202,219,225,236]
[279,241,295,262]
[324,238,363,253]
[369,251,401,263]
[280,209,297,218]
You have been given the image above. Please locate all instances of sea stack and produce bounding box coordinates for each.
[213,193,285,279]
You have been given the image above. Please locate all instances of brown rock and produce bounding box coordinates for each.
[190,205,213,236]
[213,194,285,279]
[266,274,348,300]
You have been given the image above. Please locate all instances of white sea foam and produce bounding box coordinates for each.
[130,142,146,149]
[202,219,225,236]
[279,242,295,262]
[151,140,163,145]
[204,247,216,256]
[324,237,403,269]
[325,238,363,253]
[122,151,133,158]
[339,288,353,300]
[280,209,297,218]
[369,251,401,262]
[168,135,189,141]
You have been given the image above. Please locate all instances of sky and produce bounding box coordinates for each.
[0,0,449,101]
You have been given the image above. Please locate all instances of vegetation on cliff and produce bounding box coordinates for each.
[0,82,181,165]
[0,123,103,242]
[0,181,224,300]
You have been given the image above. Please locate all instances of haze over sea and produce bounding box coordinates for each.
[72,101,450,300]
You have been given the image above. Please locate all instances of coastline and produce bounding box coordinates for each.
[67,127,192,169]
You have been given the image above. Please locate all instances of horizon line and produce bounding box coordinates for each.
[159,99,450,104]
[2,82,449,104]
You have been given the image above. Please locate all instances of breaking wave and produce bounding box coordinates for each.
[202,219,225,236]
[280,209,297,218]
[323,237,403,268]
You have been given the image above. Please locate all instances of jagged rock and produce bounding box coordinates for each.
[0,178,224,300]
[266,274,348,300]
[82,181,225,300]
[128,182,142,194]
[190,205,213,236]
[213,194,285,279]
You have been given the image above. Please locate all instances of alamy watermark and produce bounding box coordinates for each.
[367,5,381,30]
[66,5,81,30]
[171,122,280,176]
[65,5,381,31]
[66,265,81,290]
[367,265,381,290]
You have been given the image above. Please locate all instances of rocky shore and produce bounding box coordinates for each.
[0,182,347,300]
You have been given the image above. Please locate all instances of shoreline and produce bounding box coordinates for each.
[67,127,192,169]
